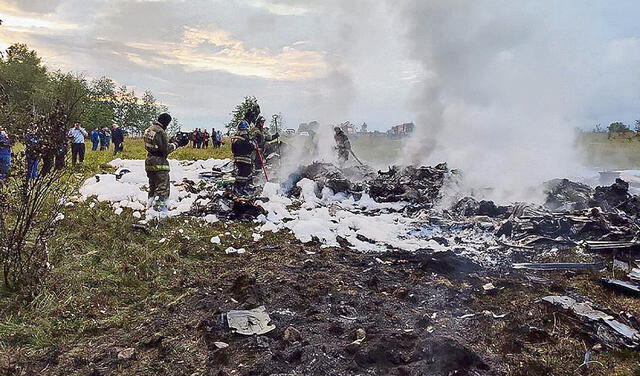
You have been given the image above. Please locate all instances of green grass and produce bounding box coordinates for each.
[77,138,233,175]
[579,132,640,169]
[0,138,234,353]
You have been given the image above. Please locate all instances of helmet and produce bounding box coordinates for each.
[244,104,260,123]
[334,126,341,133]
[158,113,172,128]
[238,120,250,131]
[256,116,266,126]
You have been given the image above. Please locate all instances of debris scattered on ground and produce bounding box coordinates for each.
[73,157,640,373]
[540,295,640,349]
[225,247,246,255]
[513,262,604,271]
[600,279,640,295]
[226,306,275,336]
[213,341,229,349]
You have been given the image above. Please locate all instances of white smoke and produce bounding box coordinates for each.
[395,1,597,203]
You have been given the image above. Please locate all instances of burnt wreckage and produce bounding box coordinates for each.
[187,160,640,359]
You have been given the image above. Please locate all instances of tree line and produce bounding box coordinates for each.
[0,43,177,137]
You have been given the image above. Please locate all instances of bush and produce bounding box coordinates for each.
[0,97,79,291]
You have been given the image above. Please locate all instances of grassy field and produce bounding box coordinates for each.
[579,132,640,169]
[1,135,640,375]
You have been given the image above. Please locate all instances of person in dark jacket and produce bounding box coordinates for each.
[232,105,260,195]
[203,130,210,148]
[99,127,107,150]
[41,144,67,176]
[250,116,279,169]
[25,133,40,179]
[91,129,100,151]
[104,127,111,150]
[143,113,187,213]
[334,126,351,163]
[0,127,12,180]
[195,128,203,149]
[111,124,125,155]
[212,128,220,148]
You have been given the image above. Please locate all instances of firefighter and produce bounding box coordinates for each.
[232,105,260,195]
[143,113,187,213]
[334,126,351,163]
[251,115,279,169]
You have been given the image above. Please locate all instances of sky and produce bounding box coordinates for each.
[0,0,639,132]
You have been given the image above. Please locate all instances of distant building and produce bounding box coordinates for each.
[388,122,415,136]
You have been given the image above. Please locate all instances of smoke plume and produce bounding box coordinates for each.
[396,1,594,203]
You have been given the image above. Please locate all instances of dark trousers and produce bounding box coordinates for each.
[41,150,65,176]
[26,158,38,179]
[147,170,170,200]
[113,141,123,155]
[92,141,99,151]
[0,153,10,179]
[71,143,85,166]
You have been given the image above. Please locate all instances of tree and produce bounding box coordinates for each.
[608,122,629,133]
[635,120,640,133]
[33,71,89,126]
[226,96,259,133]
[84,77,116,130]
[0,44,49,132]
[0,43,170,135]
[113,85,139,135]
[360,122,368,133]
[608,122,630,140]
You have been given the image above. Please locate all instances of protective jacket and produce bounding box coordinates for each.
[334,130,351,162]
[250,127,276,152]
[334,131,351,150]
[144,121,177,172]
[232,130,254,166]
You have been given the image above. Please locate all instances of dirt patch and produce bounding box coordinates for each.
[2,233,639,375]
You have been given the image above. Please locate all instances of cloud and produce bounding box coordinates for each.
[250,0,310,16]
[1,0,639,138]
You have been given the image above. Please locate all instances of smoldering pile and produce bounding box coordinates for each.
[283,162,456,210]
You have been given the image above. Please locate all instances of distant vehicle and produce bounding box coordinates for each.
[284,128,296,136]
[299,131,310,137]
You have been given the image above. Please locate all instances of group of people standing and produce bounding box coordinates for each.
[90,125,125,155]
[189,128,223,149]
[0,122,127,181]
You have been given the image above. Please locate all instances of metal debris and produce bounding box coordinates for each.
[586,240,639,251]
[540,295,640,348]
[226,306,276,336]
[600,279,640,295]
[513,262,603,271]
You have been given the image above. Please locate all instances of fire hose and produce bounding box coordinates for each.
[349,149,365,166]
[255,144,269,182]
[272,114,282,181]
